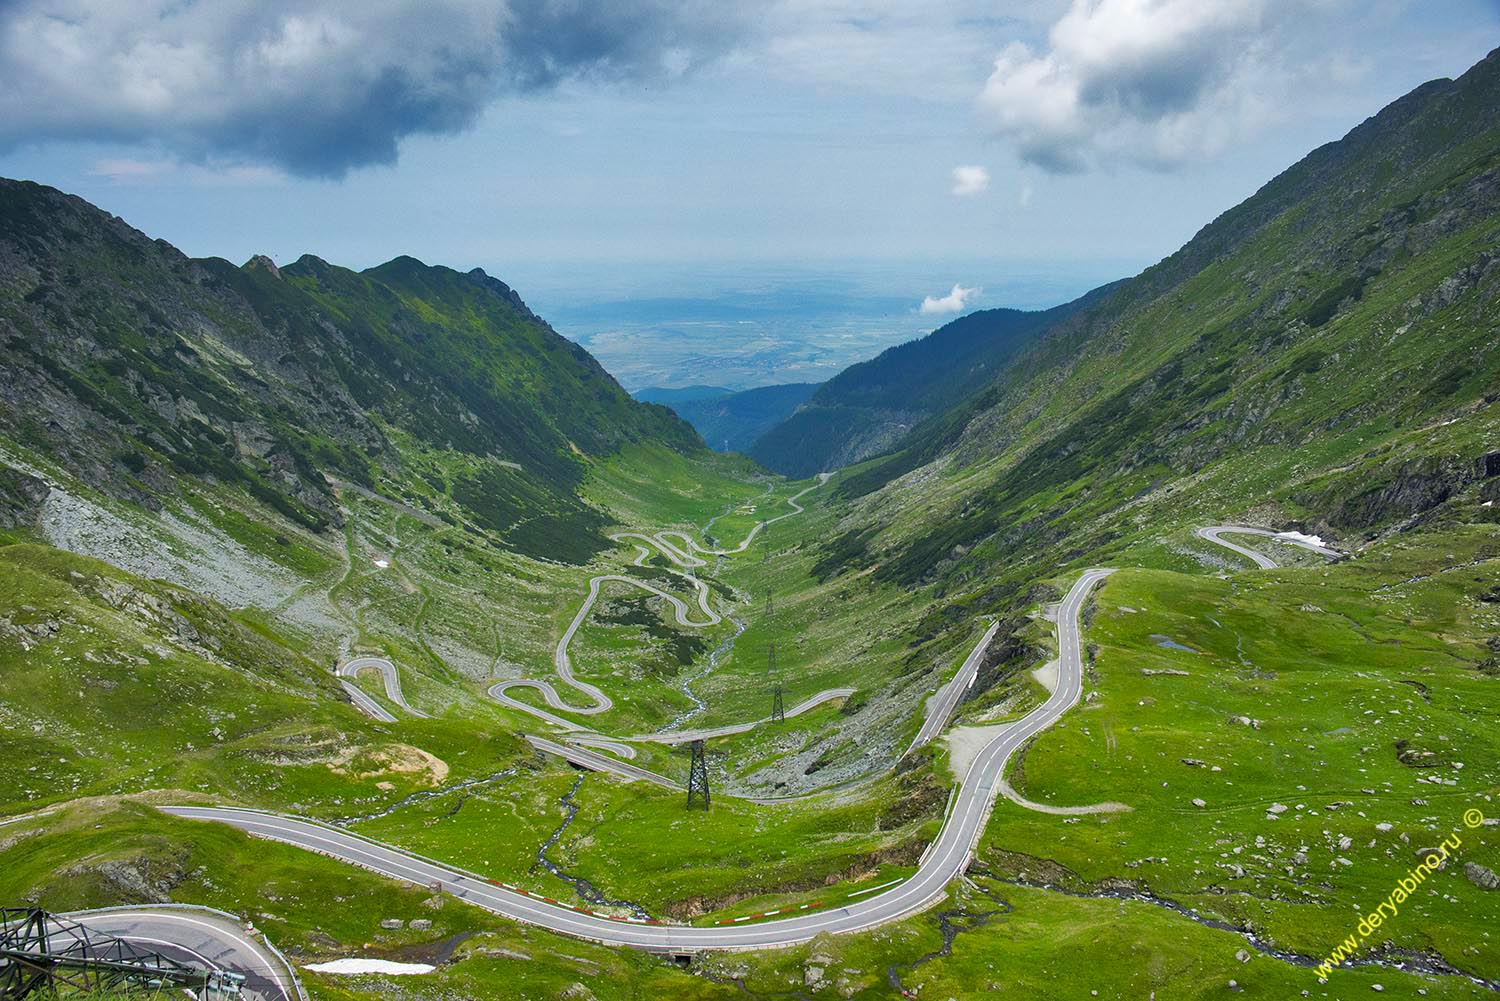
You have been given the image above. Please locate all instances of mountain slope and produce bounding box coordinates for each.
[634,385,734,406]
[0,180,700,562]
[1,49,1499,1001]
[640,382,820,453]
[819,46,1500,594]
[749,292,1108,477]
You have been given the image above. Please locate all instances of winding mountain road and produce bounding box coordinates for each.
[611,477,826,570]
[110,519,1329,965]
[337,677,398,722]
[629,687,857,745]
[54,906,300,1001]
[489,477,854,746]
[1197,525,1342,568]
[161,567,1114,952]
[338,656,430,719]
[335,480,825,726]
[525,736,682,789]
[489,572,720,720]
[907,618,1000,754]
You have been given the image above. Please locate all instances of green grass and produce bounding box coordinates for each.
[978,523,1500,974]
[18,800,1480,999]
[0,542,533,818]
[0,799,739,1001]
[351,756,940,918]
[584,442,765,530]
[8,462,1500,995]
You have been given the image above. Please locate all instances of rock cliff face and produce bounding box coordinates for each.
[0,465,47,528]
[0,180,700,560]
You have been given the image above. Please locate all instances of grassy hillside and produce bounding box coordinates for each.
[817,46,1500,600]
[1,49,1499,1001]
[0,180,699,562]
[0,542,534,818]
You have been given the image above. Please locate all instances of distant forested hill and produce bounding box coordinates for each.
[638,382,820,453]
[749,290,1115,477]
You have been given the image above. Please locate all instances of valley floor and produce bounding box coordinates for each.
[3,447,1497,998]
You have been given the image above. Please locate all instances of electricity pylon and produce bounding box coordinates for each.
[686,740,710,810]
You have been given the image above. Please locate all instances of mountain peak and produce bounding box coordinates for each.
[243,254,281,279]
[465,266,537,320]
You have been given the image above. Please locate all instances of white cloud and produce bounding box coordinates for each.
[754,2,1043,103]
[978,0,1311,172]
[88,156,285,187]
[951,164,990,196]
[1018,181,1034,206]
[88,158,171,181]
[920,284,980,315]
[0,1,747,177]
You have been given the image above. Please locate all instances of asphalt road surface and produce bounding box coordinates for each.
[612,477,827,570]
[338,677,397,722]
[1197,524,1342,568]
[629,687,857,745]
[162,568,1113,952]
[490,572,720,721]
[338,656,430,719]
[349,481,831,729]
[489,475,850,742]
[565,733,639,759]
[524,735,682,789]
[59,906,299,1001]
[906,618,1000,754]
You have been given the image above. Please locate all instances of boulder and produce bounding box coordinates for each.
[1464,862,1499,890]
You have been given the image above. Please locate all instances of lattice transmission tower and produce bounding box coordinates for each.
[685,739,711,810]
[769,640,785,724]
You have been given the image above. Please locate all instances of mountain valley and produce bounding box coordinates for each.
[1,44,1498,1001]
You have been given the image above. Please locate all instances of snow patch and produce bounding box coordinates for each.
[304,959,435,975]
[1274,530,1326,547]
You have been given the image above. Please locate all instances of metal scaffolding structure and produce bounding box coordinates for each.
[0,907,243,998]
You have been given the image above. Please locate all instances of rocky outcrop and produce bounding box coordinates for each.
[1314,452,1500,530]
[0,464,48,528]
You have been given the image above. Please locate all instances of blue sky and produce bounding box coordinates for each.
[0,1,1494,325]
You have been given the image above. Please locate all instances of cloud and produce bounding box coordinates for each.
[951,164,990,196]
[920,284,980,315]
[755,2,1042,103]
[978,0,1306,172]
[88,158,172,182]
[0,1,746,178]
[88,157,286,187]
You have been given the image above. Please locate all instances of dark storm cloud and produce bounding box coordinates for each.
[0,1,745,177]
